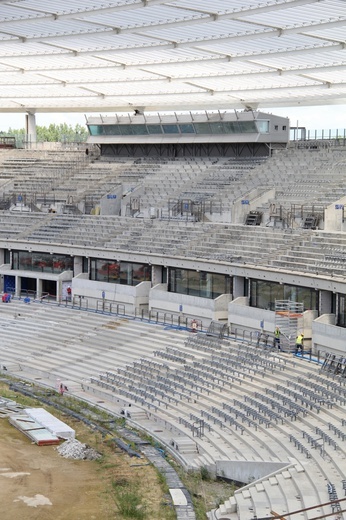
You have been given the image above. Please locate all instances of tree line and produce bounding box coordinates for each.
[0,123,88,142]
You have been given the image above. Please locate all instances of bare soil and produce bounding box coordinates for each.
[0,383,235,520]
[0,417,168,520]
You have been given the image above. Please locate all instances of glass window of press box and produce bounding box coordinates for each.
[90,259,151,285]
[88,120,267,136]
[12,251,73,273]
[250,280,318,312]
[169,268,232,299]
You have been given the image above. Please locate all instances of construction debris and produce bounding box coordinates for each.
[0,397,24,418]
[57,438,102,460]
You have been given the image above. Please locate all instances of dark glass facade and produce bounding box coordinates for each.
[88,120,262,137]
[90,259,151,286]
[250,280,318,311]
[12,251,73,273]
[169,268,232,299]
[337,294,346,328]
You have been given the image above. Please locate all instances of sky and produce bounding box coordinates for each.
[0,104,345,132]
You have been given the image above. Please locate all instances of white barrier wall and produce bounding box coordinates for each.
[312,315,346,357]
[149,285,232,324]
[324,196,346,232]
[216,460,287,484]
[228,297,276,333]
[100,186,122,215]
[72,276,151,312]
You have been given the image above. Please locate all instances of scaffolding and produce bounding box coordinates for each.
[275,300,304,352]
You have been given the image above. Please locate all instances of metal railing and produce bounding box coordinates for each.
[290,130,346,148]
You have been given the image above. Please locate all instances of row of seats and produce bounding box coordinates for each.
[0,299,345,520]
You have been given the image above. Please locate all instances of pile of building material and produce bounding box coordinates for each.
[57,438,102,460]
[7,407,75,446]
[25,408,75,439]
[9,414,61,446]
[0,396,24,418]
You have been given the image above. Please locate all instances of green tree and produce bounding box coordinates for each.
[2,123,88,143]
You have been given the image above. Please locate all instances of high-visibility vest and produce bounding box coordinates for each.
[274,329,280,338]
[296,334,304,345]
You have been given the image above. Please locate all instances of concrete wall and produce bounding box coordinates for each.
[149,285,232,324]
[312,316,346,357]
[228,297,276,333]
[232,188,275,224]
[100,186,122,215]
[302,309,318,349]
[324,196,346,232]
[205,210,232,224]
[216,460,287,484]
[72,277,151,313]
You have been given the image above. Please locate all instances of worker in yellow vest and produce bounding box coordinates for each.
[295,333,304,355]
[274,327,281,350]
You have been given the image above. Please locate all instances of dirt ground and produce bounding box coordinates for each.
[0,417,167,520]
[0,420,106,519]
[0,382,235,520]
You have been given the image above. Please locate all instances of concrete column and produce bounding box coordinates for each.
[25,112,37,144]
[0,248,6,293]
[36,278,42,299]
[15,275,21,297]
[56,280,62,303]
[320,290,332,315]
[74,255,83,276]
[233,275,245,298]
[152,265,162,286]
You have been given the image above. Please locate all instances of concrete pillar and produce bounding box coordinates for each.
[320,290,332,315]
[15,275,21,297]
[1,250,11,293]
[233,275,245,298]
[25,112,37,144]
[152,265,162,286]
[36,278,42,299]
[74,255,83,276]
[56,280,62,303]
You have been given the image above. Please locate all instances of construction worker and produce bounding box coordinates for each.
[191,319,198,332]
[274,326,281,350]
[295,333,304,355]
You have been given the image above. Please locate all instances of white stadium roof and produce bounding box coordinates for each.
[0,0,345,114]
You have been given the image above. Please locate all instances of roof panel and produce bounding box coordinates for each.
[83,4,210,29]
[0,0,345,113]
[238,0,346,27]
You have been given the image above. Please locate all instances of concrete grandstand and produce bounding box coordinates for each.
[1,2,346,520]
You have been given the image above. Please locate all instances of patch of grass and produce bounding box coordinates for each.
[171,463,238,520]
[112,481,147,519]
[200,465,212,481]
[156,468,169,491]
[114,416,126,427]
